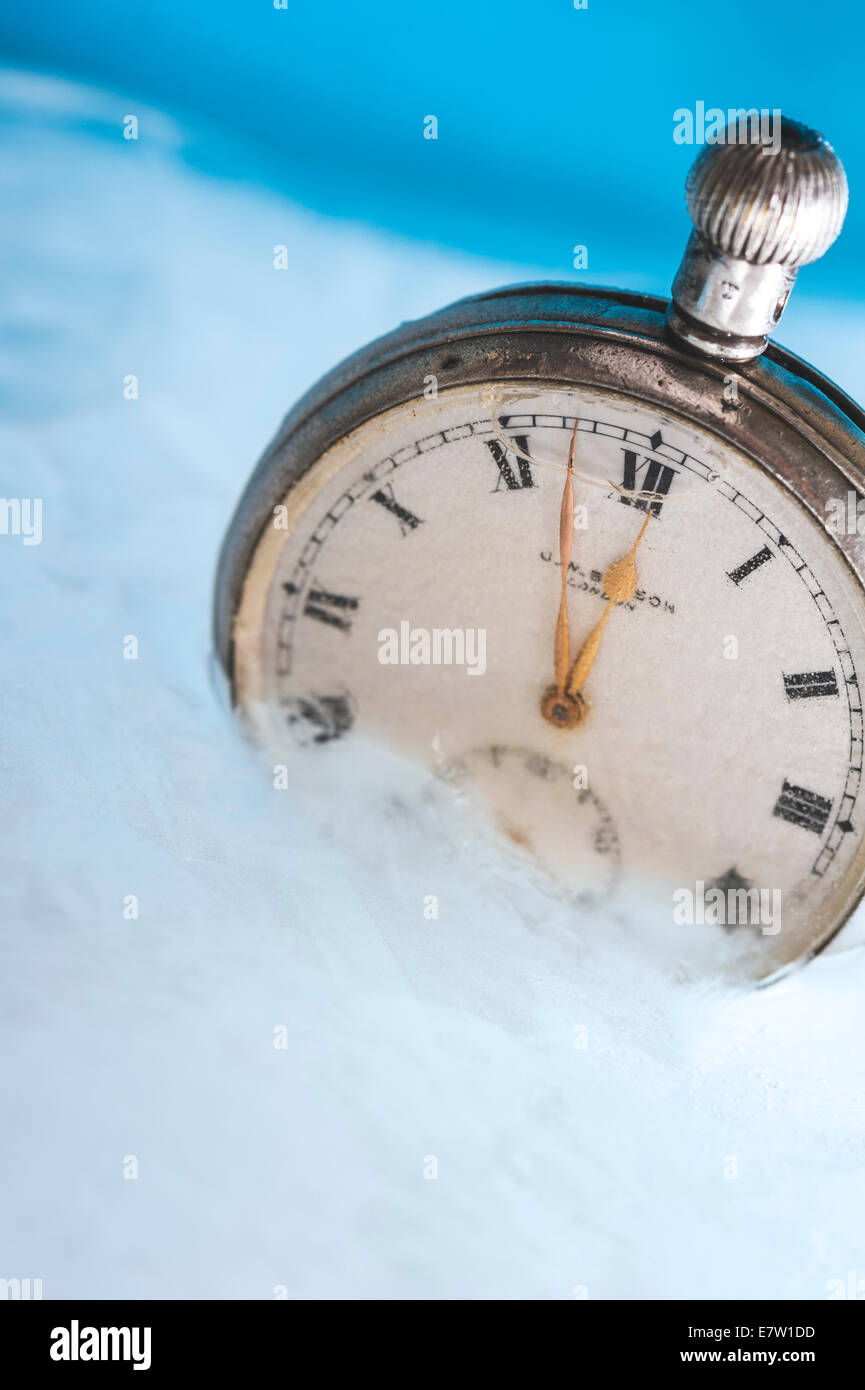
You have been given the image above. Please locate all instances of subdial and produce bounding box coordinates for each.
[437,744,620,909]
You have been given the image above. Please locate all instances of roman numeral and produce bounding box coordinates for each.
[727,546,773,585]
[301,586,359,632]
[287,693,354,745]
[486,435,535,490]
[772,779,832,835]
[618,449,677,516]
[707,867,758,934]
[783,670,839,700]
[370,484,423,535]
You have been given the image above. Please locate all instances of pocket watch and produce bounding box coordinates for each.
[214,118,865,982]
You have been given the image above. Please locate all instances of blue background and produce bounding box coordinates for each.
[1,0,861,298]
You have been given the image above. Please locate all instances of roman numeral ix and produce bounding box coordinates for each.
[284,582,359,633]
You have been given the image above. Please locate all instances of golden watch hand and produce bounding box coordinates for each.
[541,420,585,730]
[541,499,654,730]
[566,507,653,701]
[554,421,578,692]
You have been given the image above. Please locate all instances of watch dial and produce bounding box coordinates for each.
[230,383,865,979]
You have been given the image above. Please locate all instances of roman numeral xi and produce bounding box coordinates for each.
[486,436,535,491]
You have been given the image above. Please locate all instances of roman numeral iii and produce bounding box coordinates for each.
[772,779,833,835]
[783,670,839,700]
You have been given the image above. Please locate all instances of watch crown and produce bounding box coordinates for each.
[667,117,849,361]
[687,119,848,267]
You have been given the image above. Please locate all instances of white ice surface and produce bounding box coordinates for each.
[3,69,865,1300]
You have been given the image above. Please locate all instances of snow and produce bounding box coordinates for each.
[2,67,865,1300]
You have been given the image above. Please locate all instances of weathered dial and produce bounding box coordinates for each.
[231,383,865,979]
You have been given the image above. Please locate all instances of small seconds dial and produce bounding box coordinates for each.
[232,383,865,978]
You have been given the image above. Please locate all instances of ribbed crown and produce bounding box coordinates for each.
[685,118,848,266]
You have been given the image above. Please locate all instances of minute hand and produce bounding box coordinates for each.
[566,509,652,701]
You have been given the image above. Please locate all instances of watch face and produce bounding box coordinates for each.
[228,381,865,979]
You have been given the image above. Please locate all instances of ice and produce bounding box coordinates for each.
[2,68,865,1300]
